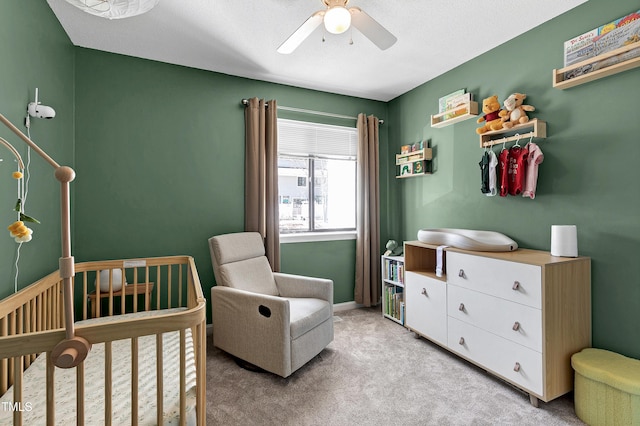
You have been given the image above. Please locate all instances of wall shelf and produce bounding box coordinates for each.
[396,148,432,178]
[553,42,640,89]
[431,101,479,128]
[479,118,546,148]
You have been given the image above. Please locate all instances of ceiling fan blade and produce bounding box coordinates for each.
[349,7,397,50]
[277,11,324,54]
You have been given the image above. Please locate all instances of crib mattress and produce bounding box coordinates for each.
[0,309,197,425]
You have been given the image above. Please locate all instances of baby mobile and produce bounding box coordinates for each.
[477,92,544,199]
[1,137,39,243]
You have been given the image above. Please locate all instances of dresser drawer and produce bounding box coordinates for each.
[405,272,447,346]
[447,284,542,352]
[447,252,541,309]
[448,317,543,395]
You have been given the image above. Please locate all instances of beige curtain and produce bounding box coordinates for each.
[355,113,380,307]
[244,98,280,271]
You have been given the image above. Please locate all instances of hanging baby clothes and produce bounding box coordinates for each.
[498,148,510,197]
[523,142,544,199]
[486,150,498,196]
[479,151,490,194]
[508,144,529,196]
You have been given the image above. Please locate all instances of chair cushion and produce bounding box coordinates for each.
[218,256,279,296]
[210,232,265,265]
[285,298,332,339]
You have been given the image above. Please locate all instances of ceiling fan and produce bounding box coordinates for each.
[277,0,397,54]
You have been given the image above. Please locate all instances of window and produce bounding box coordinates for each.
[278,119,357,234]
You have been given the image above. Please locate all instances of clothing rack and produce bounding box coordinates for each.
[240,99,384,125]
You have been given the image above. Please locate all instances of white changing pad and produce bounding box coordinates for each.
[417,228,518,252]
[0,309,197,426]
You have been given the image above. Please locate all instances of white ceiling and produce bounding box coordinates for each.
[46,0,587,102]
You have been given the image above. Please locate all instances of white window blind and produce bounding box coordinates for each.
[277,118,358,159]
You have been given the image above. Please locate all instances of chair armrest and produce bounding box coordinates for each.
[211,286,292,375]
[273,273,333,306]
[211,286,290,325]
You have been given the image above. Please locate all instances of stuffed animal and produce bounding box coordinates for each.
[383,240,403,256]
[500,93,535,129]
[476,95,506,134]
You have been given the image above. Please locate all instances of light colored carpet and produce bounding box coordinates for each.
[206,307,584,425]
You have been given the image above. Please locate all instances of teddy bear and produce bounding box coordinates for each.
[499,93,535,129]
[476,95,506,134]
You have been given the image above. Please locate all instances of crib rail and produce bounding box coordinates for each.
[0,255,206,426]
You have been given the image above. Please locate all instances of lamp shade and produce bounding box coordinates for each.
[64,0,159,19]
[324,6,351,34]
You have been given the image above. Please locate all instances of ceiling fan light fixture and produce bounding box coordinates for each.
[323,6,351,34]
[63,0,159,20]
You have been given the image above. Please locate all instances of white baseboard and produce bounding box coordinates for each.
[333,301,363,312]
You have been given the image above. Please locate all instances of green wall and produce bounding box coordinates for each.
[73,49,388,315]
[0,1,75,299]
[387,0,640,358]
[2,0,638,359]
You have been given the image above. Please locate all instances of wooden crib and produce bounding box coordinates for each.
[0,255,207,425]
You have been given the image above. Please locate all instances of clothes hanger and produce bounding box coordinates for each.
[501,137,507,152]
[512,133,521,148]
[525,134,534,146]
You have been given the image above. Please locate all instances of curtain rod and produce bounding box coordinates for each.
[241,99,384,125]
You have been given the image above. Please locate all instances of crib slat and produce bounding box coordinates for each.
[156,265,161,310]
[24,304,31,369]
[8,312,15,388]
[46,352,55,426]
[168,266,172,309]
[132,337,139,426]
[180,329,186,422]
[145,266,150,311]
[1,317,7,395]
[12,356,23,426]
[156,333,164,426]
[108,270,114,316]
[36,293,42,332]
[120,268,126,315]
[45,288,51,330]
[179,264,183,308]
[77,361,85,425]
[53,283,58,328]
[105,341,112,426]
[82,273,88,320]
[133,268,139,313]
[197,322,206,426]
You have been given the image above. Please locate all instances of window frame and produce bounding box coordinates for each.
[277,119,358,241]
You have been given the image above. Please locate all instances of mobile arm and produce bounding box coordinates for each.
[0,112,90,368]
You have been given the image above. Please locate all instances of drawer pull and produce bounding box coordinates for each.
[513,362,521,372]
[458,303,465,312]
[512,281,520,291]
[421,288,428,297]
[458,269,466,278]
[458,337,465,345]
[512,321,521,331]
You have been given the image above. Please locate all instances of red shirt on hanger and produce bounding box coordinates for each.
[508,145,529,196]
[498,148,510,197]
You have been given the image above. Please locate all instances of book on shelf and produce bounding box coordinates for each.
[438,89,465,113]
[384,258,404,283]
[563,9,640,79]
[400,162,413,176]
[397,153,423,164]
[413,161,424,174]
[444,92,473,120]
[384,284,404,320]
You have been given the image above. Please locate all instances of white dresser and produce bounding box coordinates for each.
[403,241,591,406]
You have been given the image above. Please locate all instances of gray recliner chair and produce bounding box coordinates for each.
[208,232,334,378]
